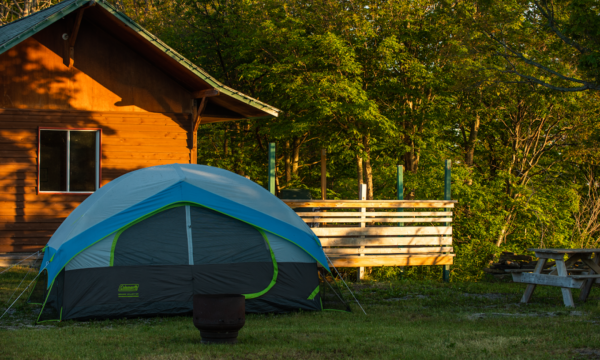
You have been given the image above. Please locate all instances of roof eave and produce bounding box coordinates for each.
[97,2,280,118]
[0,0,281,118]
[0,0,91,56]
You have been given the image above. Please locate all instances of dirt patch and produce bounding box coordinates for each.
[572,348,600,359]
[384,295,430,301]
[467,311,584,320]
[461,293,508,301]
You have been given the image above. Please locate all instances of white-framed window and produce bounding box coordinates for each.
[38,128,101,193]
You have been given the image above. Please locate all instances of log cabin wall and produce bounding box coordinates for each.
[0,13,193,253]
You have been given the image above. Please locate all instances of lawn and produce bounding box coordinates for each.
[1,267,599,360]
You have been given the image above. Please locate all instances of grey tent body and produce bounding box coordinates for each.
[33,165,326,321]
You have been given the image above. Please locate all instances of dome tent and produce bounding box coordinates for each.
[32,164,329,321]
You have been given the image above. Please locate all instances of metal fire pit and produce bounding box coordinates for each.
[193,294,245,344]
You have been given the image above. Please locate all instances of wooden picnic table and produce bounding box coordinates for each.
[508,248,600,307]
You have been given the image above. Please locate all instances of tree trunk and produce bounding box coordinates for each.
[275,164,281,197]
[363,135,374,200]
[285,140,291,183]
[357,152,364,199]
[403,136,420,174]
[465,113,480,167]
[357,154,364,183]
[495,213,513,247]
[223,126,229,157]
[235,123,244,176]
[292,137,300,177]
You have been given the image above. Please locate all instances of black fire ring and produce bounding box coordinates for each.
[193,294,246,344]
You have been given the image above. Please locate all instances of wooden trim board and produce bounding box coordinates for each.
[319,237,453,246]
[284,200,456,208]
[296,211,453,217]
[324,247,453,255]
[312,226,452,236]
[327,255,455,267]
[303,217,452,223]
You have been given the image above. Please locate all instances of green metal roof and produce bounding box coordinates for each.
[0,0,280,118]
[0,0,87,53]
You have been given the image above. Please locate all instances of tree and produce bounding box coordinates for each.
[473,0,600,92]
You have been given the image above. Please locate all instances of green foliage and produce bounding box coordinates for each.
[111,0,600,281]
[3,271,600,359]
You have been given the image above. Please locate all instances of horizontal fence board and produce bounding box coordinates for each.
[312,226,452,237]
[284,200,456,208]
[319,237,453,246]
[304,217,452,223]
[327,255,455,267]
[296,211,453,217]
[324,247,453,255]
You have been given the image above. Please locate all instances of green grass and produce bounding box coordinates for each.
[1,267,600,359]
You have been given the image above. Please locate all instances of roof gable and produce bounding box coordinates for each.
[0,0,279,119]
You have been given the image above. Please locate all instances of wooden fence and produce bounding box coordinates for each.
[283,200,456,271]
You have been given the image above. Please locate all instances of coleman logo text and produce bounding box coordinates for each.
[118,284,139,298]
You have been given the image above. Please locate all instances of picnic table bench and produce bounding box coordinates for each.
[508,248,600,307]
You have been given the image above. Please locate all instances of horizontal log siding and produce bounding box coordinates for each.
[0,109,191,253]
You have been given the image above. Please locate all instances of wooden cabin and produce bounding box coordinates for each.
[0,0,279,258]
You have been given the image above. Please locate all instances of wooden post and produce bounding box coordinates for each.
[268,143,276,195]
[397,165,404,272]
[556,259,575,307]
[397,165,404,226]
[321,149,327,200]
[397,165,404,200]
[443,160,451,282]
[358,183,367,281]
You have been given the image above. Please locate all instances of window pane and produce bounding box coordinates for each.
[69,131,97,191]
[40,131,67,192]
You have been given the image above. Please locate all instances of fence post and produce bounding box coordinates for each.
[358,183,367,281]
[397,165,404,225]
[321,149,327,200]
[443,159,451,282]
[397,165,404,200]
[268,143,276,195]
